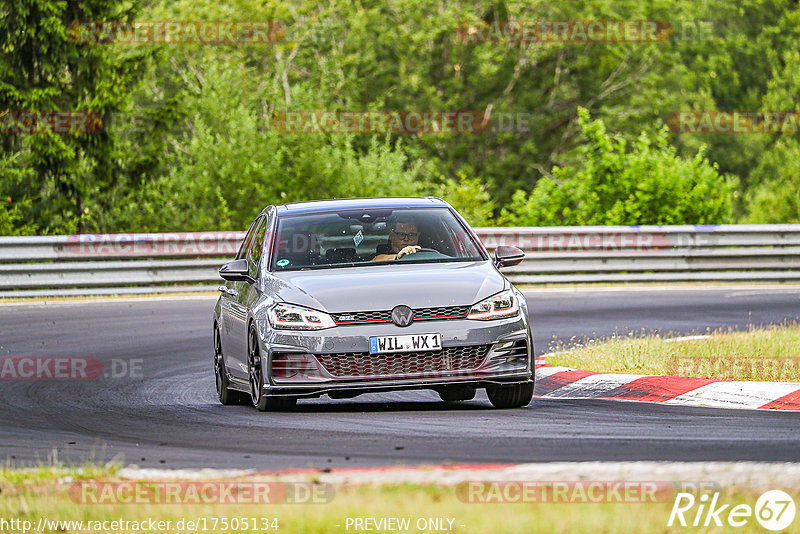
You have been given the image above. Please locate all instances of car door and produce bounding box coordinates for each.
[227,215,267,379]
[219,217,260,378]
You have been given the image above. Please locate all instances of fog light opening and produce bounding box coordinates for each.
[271,354,322,380]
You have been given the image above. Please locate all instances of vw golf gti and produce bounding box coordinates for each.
[213,197,533,410]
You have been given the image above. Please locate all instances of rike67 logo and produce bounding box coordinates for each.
[668,490,796,531]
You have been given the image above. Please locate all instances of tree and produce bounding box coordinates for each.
[743,139,800,223]
[500,108,733,225]
[0,0,145,233]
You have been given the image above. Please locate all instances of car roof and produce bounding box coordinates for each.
[272,197,450,216]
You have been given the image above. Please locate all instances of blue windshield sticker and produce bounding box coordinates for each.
[353,230,363,247]
[276,259,290,267]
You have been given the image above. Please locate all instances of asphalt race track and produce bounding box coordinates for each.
[1,287,799,469]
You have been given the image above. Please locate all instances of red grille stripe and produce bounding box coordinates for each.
[336,319,391,324]
[335,314,468,324]
[417,314,469,320]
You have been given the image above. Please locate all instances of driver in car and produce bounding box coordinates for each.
[372,217,422,261]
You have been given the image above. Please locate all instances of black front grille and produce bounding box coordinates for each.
[315,344,490,378]
[332,305,470,325]
[415,305,471,320]
[332,310,392,323]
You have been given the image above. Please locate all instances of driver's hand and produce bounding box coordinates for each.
[396,245,421,259]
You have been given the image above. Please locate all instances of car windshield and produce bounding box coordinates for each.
[271,207,485,271]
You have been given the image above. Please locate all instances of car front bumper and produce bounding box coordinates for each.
[255,315,532,398]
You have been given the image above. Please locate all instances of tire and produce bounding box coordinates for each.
[486,382,534,409]
[248,324,297,412]
[437,386,476,402]
[214,327,249,405]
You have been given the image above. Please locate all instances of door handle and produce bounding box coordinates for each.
[218,286,227,292]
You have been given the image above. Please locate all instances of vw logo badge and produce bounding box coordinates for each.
[391,305,415,327]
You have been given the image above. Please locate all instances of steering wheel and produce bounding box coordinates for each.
[396,247,446,261]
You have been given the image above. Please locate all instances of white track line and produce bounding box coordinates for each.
[534,366,573,379]
[664,381,800,409]
[542,373,645,398]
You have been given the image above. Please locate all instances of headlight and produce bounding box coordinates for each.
[268,303,336,330]
[467,290,519,320]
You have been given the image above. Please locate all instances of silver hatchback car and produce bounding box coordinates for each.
[213,197,533,410]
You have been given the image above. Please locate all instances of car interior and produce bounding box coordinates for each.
[273,213,472,269]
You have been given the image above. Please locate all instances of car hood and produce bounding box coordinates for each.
[268,261,506,312]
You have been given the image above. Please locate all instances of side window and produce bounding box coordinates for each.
[247,218,267,279]
[260,212,274,270]
[236,217,260,260]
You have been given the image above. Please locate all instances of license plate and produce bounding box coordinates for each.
[369,333,442,354]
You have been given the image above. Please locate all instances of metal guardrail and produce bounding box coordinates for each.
[1,225,800,296]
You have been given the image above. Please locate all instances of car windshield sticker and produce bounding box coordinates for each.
[276,259,290,267]
[353,230,363,247]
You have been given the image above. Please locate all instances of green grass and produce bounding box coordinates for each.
[0,462,119,487]
[547,323,800,381]
[0,466,793,533]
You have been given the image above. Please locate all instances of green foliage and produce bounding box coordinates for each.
[1,0,800,235]
[743,45,800,223]
[430,173,496,227]
[0,0,147,233]
[743,139,800,223]
[0,153,39,234]
[99,64,423,231]
[0,196,36,236]
[500,109,733,225]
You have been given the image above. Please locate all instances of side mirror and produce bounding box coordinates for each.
[494,245,525,268]
[219,258,252,282]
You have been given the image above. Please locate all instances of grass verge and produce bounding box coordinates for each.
[1,465,795,533]
[546,323,800,381]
